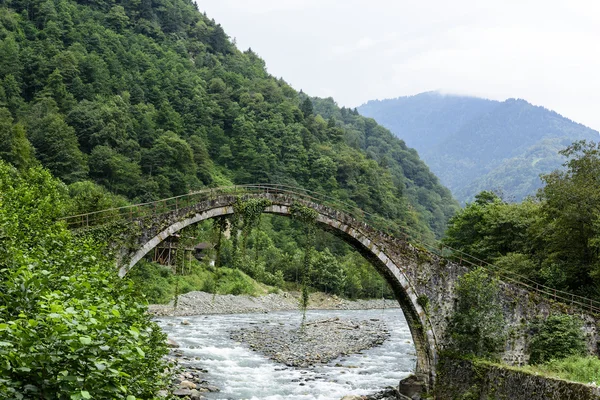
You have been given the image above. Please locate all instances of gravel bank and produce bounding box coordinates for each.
[229,316,390,368]
[148,291,399,316]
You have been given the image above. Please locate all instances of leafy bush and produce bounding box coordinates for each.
[0,162,170,399]
[447,268,506,359]
[528,314,586,364]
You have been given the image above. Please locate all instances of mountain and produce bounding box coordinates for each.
[358,92,599,203]
[0,0,457,237]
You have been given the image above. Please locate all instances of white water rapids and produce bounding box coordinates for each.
[156,308,416,400]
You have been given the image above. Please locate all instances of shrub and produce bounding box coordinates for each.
[528,314,586,364]
[0,162,170,399]
[447,268,506,360]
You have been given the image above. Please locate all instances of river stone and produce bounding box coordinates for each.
[179,380,196,389]
[167,338,180,348]
[200,384,219,392]
[172,388,193,396]
[398,374,426,399]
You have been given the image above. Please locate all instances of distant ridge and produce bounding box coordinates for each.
[358,92,599,204]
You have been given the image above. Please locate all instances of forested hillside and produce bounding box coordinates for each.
[443,141,600,299]
[0,0,457,238]
[359,92,598,203]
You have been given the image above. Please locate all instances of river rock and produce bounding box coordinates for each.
[167,337,180,348]
[179,380,196,389]
[172,388,193,396]
[199,384,219,392]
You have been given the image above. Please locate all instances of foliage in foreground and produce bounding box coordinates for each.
[0,161,169,399]
[447,268,506,360]
[528,314,587,365]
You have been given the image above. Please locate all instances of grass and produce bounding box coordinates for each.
[446,354,600,387]
[127,259,274,304]
[521,356,600,385]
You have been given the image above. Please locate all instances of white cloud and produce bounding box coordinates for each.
[197,0,600,131]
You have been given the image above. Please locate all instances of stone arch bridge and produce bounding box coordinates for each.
[63,184,600,393]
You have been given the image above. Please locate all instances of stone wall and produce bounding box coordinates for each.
[371,232,600,366]
[435,357,600,400]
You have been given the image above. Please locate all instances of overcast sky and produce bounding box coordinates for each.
[197,1,600,131]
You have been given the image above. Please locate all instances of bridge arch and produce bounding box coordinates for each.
[118,193,437,386]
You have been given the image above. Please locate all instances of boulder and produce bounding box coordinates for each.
[172,388,193,397]
[179,380,197,389]
[398,374,427,400]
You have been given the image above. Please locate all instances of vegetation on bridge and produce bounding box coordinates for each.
[446,268,506,360]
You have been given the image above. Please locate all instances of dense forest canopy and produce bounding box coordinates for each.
[0,0,457,238]
[358,92,598,204]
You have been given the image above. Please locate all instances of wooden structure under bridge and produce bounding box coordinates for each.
[151,233,213,273]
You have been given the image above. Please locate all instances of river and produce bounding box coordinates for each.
[156,308,416,400]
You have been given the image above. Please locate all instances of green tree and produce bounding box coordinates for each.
[528,314,586,364]
[448,268,506,359]
[89,145,143,197]
[538,141,600,294]
[0,108,35,169]
[26,98,88,183]
[67,180,129,215]
[311,248,345,295]
[300,97,314,118]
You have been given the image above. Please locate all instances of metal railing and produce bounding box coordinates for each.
[60,184,600,314]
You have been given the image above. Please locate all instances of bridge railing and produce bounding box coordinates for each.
[60,184,600,314]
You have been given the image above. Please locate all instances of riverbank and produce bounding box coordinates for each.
[148,290,399,316]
